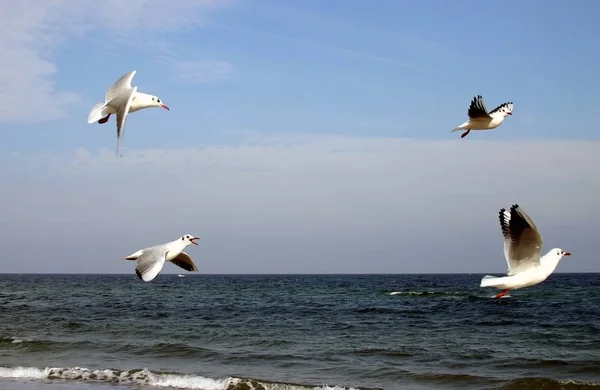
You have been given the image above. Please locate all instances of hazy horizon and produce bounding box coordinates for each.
[1,1,599,275]
[2,272,598,275]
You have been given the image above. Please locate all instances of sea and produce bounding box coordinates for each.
[0,274,598,390]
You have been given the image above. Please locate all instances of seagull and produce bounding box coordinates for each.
[123,234,200,282]
[87,70,170,156]
[480,204,571,299]
[451,95,513,139]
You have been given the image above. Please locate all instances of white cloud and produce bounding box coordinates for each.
[0,0,231,123]
[1,134,599,274]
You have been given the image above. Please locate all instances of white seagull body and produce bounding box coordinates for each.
[451,95,513,139]
[480,204,571,298]
[123,234,199,282]
[87,70,170,156]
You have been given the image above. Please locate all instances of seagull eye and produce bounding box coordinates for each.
[158,99,161,103]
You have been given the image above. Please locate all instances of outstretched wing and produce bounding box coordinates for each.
[467,95,492,119]
[499,204,544,275]
[114,86,137,156]
[135,247,168,282]
[488,102,514,115]
[170,251,199,272]
[106,70,137,103]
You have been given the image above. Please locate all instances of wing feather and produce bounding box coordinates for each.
[170,251,199,272]
[467,95,492,119]
[114,86,137,156]
[489,102,514,115]
[135,248,167,282]
[106,70,137,103]
[499,204,544,275]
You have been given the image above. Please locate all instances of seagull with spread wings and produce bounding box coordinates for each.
[480,204,571,299]
[123,234,200,282]
[87,70,170,156]
[451,95,513,139]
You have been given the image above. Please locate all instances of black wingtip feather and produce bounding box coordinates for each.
[135,269,143,280]
[489,102,514,115]
[499,208,508,234]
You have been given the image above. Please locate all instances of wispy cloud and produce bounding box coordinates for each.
[1,134,598,273]
[208,2,443,73]
[211,24,418,69]
[0,0,232,123]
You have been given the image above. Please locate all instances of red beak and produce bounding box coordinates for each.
[506,112,512,115]
[563,252,571,256]
[161,104,170,110]
[190,237,199,245]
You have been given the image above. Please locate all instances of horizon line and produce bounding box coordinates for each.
[1,272,597,276]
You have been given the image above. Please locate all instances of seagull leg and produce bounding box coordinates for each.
[494,289,510,299]
[461,129,471,138]
[98,114,111,124]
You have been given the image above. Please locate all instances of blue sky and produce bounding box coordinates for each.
[0,0,599,276]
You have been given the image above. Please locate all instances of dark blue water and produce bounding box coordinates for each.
[0,274,599,390]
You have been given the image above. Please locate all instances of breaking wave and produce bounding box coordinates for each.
[0,366,373,390]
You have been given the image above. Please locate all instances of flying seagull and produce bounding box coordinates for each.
[87,70,170,156]
[480,204,570,299]
[123,234,200,282]
[451,95,513,139]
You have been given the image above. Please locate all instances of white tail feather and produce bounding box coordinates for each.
[87,103,110,124]
[480,275,502,288]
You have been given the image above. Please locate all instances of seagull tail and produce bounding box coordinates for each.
[480,275,502,288]
[451,121,470,132]
[87,102,111,124]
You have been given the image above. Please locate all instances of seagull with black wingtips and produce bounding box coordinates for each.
[451,95,513,139]
[123,234,200,282]
[480,204,571,299]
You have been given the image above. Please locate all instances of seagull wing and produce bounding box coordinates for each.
[106,70,137,103]
[488,102,514,115]
[467,95,492,119]
[499,204,544,276]
[135,247,168,282]
[170,251,199,272]
[114,86,137,156]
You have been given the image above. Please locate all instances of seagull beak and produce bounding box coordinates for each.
[190,237,199,245]
[506,112,512,115]
[563,252,571,256]
[161,104,170,110]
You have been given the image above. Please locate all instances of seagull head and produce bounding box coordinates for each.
[179,234,199,246]
[499,102,513,117]
[553,248,571,259]
[150,95,169,110]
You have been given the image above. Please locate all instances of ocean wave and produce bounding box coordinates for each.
[0,366,371,390]
[387,290,513,301]
[400,370,600,389]
[0,336,34,345]
[388,290,467,297]
[0,336,92,352]
[498,377,600,389]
